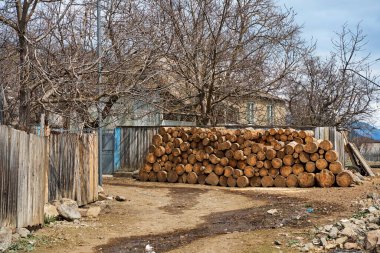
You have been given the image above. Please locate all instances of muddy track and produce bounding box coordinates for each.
[96,184,344,253]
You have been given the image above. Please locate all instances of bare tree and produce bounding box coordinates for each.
[286,24,378,129]
[152,0,303,125]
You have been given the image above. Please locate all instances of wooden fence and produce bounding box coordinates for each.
[314,127,345,164]
[49,133,98,206]
[0,126,98,228]
[0,126,48,228]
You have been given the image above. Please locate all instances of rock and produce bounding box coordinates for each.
[367,215,380,224]
[365,229,380,250]
[368,192,380,200]
[329,227,339,239]
[301,243,314,252]
[57,199,81,221]
[0,227,12,252]
[115,195,126,202]
[86,206,101,218]
[325,243,337,250]
[267,209,278,215]
[44,203,59,218]
[312,238,320,245]
[16,228,30,238]
[11,233,20,242]
[324,224,333,231]
[344,242,359,250]
[274,240,282,245]
[320,237,328,247]
[368,223,380,230]
[335,236,348,245]
[132,170,139,179]
[340,227,357,238]
[78,208,88,217]
[368,206,379,214]
[98,185,105,194]
[98,193,108,201]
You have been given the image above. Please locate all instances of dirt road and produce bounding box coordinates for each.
[31,177,380,253]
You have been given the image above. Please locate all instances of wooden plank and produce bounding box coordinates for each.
[347,142,375,177]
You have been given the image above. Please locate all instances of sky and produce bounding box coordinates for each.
[275,0,380,127]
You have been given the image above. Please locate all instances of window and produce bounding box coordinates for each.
[246,102,255,124]
[267,104,274,125]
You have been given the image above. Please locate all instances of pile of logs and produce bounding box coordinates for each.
[139,127,353,188]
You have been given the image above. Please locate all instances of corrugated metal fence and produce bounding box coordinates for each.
[0,126,98,228]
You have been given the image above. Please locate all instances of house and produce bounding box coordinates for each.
[102,88,287,127]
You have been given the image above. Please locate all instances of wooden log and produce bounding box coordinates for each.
[325,150,338,162]
[276,149,285,159]
[251,143,264,153]
[204,164,214,174]
[205,172,219,186]
[152,134,163,146]
[154,146,165,157]
[256,160,264,168]
[198,174,207,184]
[143,163,153,172]
[329,161,343,175]
[268,168,279,178]
[226,176,236,187]
[172,148,181,157]
[214,164,224,176]
[264,160,272,169]
[261,176,274,187]
[265,149,277,160]
[303,140,321,154]
[202,137,210,146]
[237,176,249,187]
[274,175,287,187]
[146,153,157,163]
[245,154,257,166]
[167,171,179,183]
[257,151,266,161]
[250,176,262,187]
[231,143,240,151]
[178,173,187,183]
[218,157,228,166]
[305,136,315,144]
[298,173,315,188]
[175,164,185,175]
[259,168,268,177]
[292,163,304,175]
[294,143,304,153]
[228,159,237,168]
[153,162,161,172]
[174,138,183,147]
[286,174,298,187]
[293,152,299,158]
[280,166,292,177]
[179,142,190,151]
[225,150,234,159]
[305,161,316,173]
[299,152,310,163]
[157,171,168,182]
[233,169,244,178]
[271,158,283,169]
[224,166,234,177]
[319,140,333,151]
[336,171,353,187]
[243,147,252,156]
[294,137,303,144]
[283,155,294,166]
[243,166,255,178]
[237,160,246,170]
[186,172,197,184]
[233,150,245,160]
[209,154,220,164]
[216,175,226,186]
[184,164,193,173]
[139,170,149,181]
[315,169,335,188]
[316,158,328,170]
[310,153,319,162]
[272,141,285,151]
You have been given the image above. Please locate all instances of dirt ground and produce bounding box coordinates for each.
[28,176,380,253]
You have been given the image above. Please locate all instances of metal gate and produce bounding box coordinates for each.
[102,129,114,174]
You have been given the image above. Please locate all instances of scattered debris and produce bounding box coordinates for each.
[267,209,278,215]
[16,228,30,238]
[299,191,380,252]
[0,227,12,252]
[115,195,126,202]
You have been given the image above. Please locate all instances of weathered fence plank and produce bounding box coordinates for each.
[0,126,98,228]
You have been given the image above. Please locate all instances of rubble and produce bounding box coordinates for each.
[298,191,380,252]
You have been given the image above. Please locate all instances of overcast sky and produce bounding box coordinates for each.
[276,0,380,127]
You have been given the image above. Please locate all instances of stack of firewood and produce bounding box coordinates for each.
[138,127,353,188]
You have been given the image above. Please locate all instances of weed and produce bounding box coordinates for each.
[44,215,57,225]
